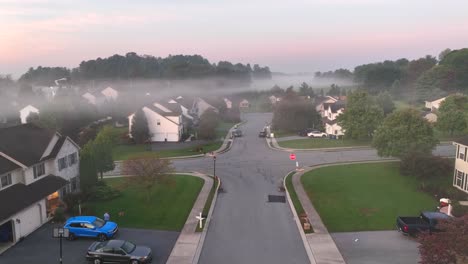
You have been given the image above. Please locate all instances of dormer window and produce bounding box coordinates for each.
[33,163,45,179]
[1,173,12,188]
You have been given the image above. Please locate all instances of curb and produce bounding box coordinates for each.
[267,137,454,153]
[192,176,221,264]
[283,171,317,264]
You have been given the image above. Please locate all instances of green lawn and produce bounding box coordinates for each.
[301,162,436,232]
[112,122,236,160]
[87,175,204,231]
[279,138,371,149]
[112,141,221,160]
[273,130,296,138]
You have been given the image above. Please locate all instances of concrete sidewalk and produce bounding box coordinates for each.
[166,172,215,264]
[292,167,346,264]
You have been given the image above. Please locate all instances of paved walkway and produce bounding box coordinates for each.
[166,172,214,264]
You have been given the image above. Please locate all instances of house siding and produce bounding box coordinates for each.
[9,199,47,242]
[453,143,468,193]
[143,107,181,142]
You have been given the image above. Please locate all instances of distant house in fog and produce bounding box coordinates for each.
[425,96,447,112]
[269,95,281,105]
[239,99,250,108]
[128,101,184,142]
[19,105,40,124]
[224,98,232,109]
[191,98,218,118]
[82,87,119,105]
[423,112,438,123]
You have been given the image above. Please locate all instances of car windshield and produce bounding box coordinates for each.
[93,218,106,228]
[121,241,136,254]
[95,241,108,251]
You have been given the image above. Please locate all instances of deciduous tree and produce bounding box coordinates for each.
[372,108,438,157]
[79,142,98,194]
[122,157,174,202]
[197,109,219,140]
[337,90,384,139]
[437,95,468,135]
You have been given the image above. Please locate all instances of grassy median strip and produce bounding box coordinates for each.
[279,138,371,149]
[285,172,313,233]
[112,142,222,160]
[87,175,204,231]
[196,177,218,232]
[301,162,436,232]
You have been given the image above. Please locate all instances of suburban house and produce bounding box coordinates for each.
[423,112,438,123]
[191,98,218,118]
[224,98,232,109]
[425,96,447,112]
[128,101,184,142]
[315,96,339,113]
[82,87,119,105]
[0,124,80,251]
[239,99,250,108]
[19,105,40,124]
[269,95,281,105]
[452,138,468,194]
[320,100,346,137]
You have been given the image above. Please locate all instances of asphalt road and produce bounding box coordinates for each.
[0,223,179,264]
[172,112,455,264]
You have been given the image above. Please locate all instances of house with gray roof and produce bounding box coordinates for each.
[0,124,80,251]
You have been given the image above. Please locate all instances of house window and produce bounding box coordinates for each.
[459,150,465,160]
[71,177,77,192]
[157,119,161,125]
[58,157,68,171]
[456,171,464,188]
[33,163,45,179]
[1,173,12,188]
[68,152,78,166]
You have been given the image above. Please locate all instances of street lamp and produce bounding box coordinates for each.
[53,227,69,264]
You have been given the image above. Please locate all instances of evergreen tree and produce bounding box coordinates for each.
[131,109,150,144]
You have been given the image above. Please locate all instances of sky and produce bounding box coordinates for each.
[1,0,468,78]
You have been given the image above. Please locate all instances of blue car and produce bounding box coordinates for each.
[64,216,118,241]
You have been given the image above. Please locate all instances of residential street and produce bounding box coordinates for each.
[171,113,455,264]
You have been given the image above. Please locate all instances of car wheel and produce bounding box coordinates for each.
[67,233,75,241]
[131,260,139,264]
[322,135,327,138]
[93,258,102,264]
[98,234,107,242]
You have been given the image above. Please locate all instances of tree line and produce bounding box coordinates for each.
[15,52,271,86]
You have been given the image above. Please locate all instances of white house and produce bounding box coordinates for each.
[425,96,447,112]
[0,124,80,251]
[101,87,119,101]
[452,138,468,194]
[269,95,281,105]
[423,112,438,123]
[315,96,339,114]
[239,99,250,108]
[224,98,232,109]
[19,105,39,124]
[82,87,119,105]
[129,102,183,142]
[191,98,218,118]
[321,100,345,137]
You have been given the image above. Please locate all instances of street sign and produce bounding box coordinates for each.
[289,153,296,160]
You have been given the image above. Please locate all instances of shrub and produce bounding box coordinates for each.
[62,192,85,215]
[452,202,468,217]
[400,152,453,183]
[53,207,66,223]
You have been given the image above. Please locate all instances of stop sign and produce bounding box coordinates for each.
[290,153,296,160]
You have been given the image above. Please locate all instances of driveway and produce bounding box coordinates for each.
[331,231,420,264]
[0,223,179,264]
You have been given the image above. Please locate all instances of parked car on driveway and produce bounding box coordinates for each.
[259,130,267,137]
[396,211,451,236]
[86,239,152,264]
[307,130,327,138]
[64,216,118,241]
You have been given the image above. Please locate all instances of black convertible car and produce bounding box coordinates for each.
[86,240,152,264]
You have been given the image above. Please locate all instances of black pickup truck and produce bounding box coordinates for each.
[396,211,451,236]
